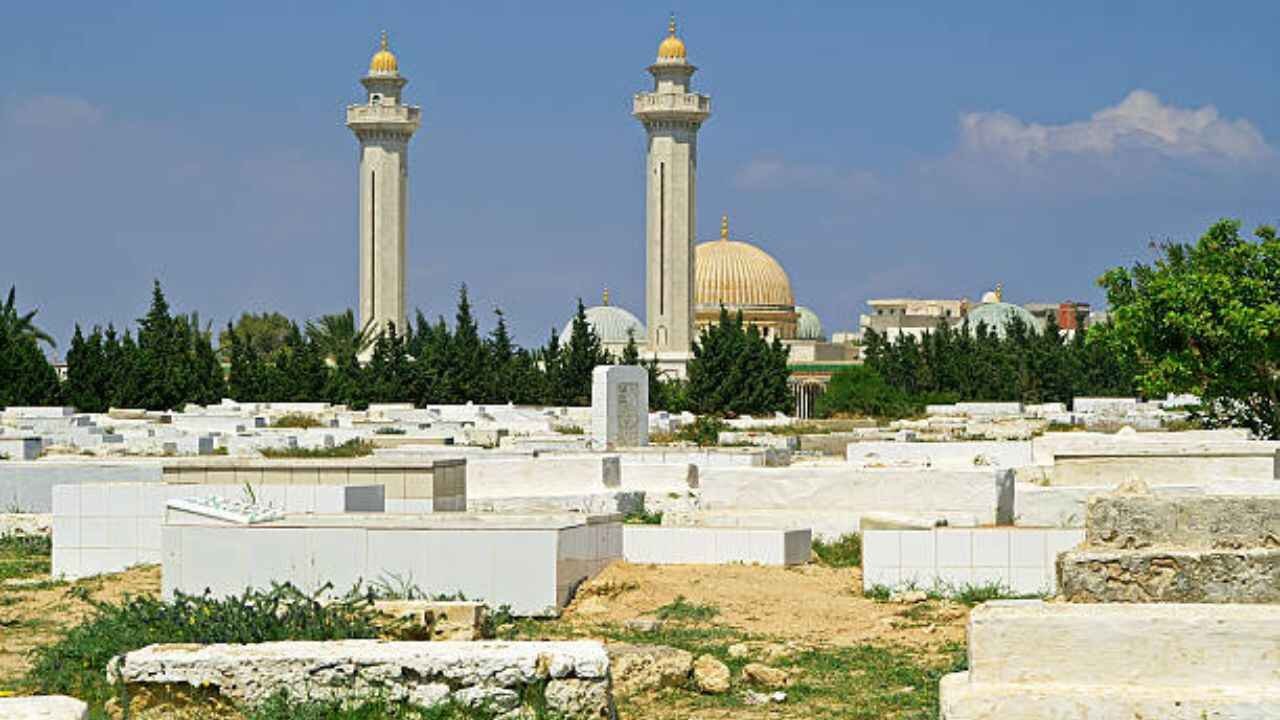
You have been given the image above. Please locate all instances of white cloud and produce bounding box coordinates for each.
[959,90,1271,164]
[734,156,881,195]
[6,94,105,130]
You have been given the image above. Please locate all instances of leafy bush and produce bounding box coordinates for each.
[815,366,919,420]
[25,583,383,710]
[271,413,324,429]
[812,534,861,568]
[622,509,663,525]
[674,416,728,447]
[261,439,374,459]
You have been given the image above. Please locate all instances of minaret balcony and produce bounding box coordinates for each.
[633,93,711,123]
[345,104,422,129]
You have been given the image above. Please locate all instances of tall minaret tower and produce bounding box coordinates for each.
[347,31,421,338]
[633,16,711,372]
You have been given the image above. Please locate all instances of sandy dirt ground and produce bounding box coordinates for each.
[563,562,968,649]
[0,565,161,685]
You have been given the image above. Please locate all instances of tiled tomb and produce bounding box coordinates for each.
[862,527,1084,596]
[52,482,383,579]
[162,510,622,616]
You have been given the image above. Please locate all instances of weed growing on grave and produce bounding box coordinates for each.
[247,692,524,720]
[812,533,862,568]
[373,426,407,434]
[863,584,893,601]
[24,582,383,712]
[674,416,728,446]
[950,582,1045,607]
[553,425,585,435]
[622,509,663,525]
[261,439,374,459]
[271,413,325,429]
[654,595,720,623]
[0,533,50,581]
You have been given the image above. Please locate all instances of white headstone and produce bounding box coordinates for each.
[592,365,649,449]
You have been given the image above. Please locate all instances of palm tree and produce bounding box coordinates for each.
[0,286,55,347]
[305,310,375,362]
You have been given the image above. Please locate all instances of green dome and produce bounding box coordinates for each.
[966,302,1043,338]
[795,306,824,340]
[560,304,646,346]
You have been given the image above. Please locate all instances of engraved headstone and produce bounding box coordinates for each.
[592,365,649,449]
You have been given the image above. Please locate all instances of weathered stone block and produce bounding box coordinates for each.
[1057,547,1280,603]
[1086,493,1280,550]
[0,695,88,719]
[108,640,614,718]
[373,599,489,640]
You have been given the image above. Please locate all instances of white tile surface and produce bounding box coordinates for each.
[862,528,1084,596]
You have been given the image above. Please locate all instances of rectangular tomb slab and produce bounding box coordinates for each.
[622,526,810,566]
[967,600,1280,686]
[161,512,622,616]
[0,696,88,720]
[861,528,1083,596]
[110,640,613,720]
[1085,493,1280,550]
[941,600,1280,719]
[52,482,384,579]
[1057,547,1280,603]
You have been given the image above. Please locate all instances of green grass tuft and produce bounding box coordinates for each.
[654,595,720,623]
[0,534,51,581]
[24,583,383,713]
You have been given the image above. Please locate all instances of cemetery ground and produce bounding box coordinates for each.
[0,537,967,719]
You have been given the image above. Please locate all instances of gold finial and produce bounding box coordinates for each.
[995,283,1004,302]
[657,13,687,60]
[369,29,399,75]
[720,214,729,241]
[603,287,611,306]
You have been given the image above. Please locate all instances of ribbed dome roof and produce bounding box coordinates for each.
[967,302,1042,338]
[560,303,646,346]
[369,31,399,76]
[795,306,824,340]
[695,216,795,309]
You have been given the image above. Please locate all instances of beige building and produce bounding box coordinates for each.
[347,33,421,340]
[858,298,969,341]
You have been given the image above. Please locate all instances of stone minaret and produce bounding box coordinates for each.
[633,17,711,370]
[347,31,421,339]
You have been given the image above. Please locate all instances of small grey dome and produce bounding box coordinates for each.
[560,304,646,346]
[795,306,824,340]
[966,302,1043,338]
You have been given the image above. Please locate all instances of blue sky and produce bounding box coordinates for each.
[3,1,1277,352]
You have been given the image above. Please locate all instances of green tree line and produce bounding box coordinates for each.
[5,282,793,416]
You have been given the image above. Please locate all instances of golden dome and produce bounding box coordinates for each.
[657,16,687,61]
[695,216,795,309]
[369,31,398,75]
